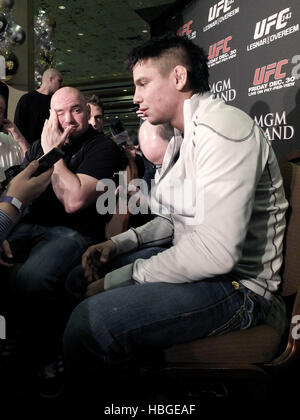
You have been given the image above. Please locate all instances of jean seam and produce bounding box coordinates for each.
[208,288,252,336]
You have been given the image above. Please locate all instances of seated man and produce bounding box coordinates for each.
[63,35,288,401]
[0,87,124,383]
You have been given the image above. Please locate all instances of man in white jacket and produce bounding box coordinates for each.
[63,34,288,399]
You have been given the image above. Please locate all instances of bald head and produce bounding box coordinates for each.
[40,68,63,94]
[51,87,85,108]
[51,87,90,139]
[139,120,173,165]
[42,68,61,81]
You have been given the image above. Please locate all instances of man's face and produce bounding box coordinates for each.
[88,103,104,132]
[133,58,177,125]
[51,91,89,139]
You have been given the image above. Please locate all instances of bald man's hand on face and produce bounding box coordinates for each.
[41,109,74,154]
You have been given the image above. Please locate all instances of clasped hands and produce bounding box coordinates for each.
[81,239,117,297]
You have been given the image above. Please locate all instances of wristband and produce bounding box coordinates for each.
[0,195,25,214]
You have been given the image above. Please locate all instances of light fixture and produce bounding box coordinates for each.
[90,75,95,79]
[77,32,84,36]
[142,29,148,33]
[123,89,127,92]
[58,5,66,10]
[66,49,72,52]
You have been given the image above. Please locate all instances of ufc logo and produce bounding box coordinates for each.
[208,0,232,22]
[208,36,232,59]
[177,20,193,37]
[253,60,289,85]
[254,8,290,40]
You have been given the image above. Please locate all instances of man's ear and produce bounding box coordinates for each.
[173,65,188,91]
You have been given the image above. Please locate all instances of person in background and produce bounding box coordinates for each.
[138,119,173,189]
[0,94,29,184]
[0,161,53,248]
[14,68,63,144]
[85,94,105,133]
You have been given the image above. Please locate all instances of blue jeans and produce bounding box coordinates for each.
[7,223,93,364]
[63,247,271,399]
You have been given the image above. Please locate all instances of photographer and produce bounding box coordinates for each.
[0,161,53,246]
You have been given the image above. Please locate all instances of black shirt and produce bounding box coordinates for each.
[14,90,52,144]
[21,127,124,240]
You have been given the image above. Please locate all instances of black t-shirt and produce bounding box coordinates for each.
[21,127,124,240]
[14,90,52,144]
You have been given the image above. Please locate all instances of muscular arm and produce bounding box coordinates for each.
[51,160,99,213]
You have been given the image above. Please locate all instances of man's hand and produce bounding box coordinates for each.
[136,109,147,120]
[41,109,74,154]
[0,240,13,267]
[85,278,105,297]
[3,119,21,137]
[3,119,30,154]
[7,160,53,205]
[82,240,116,284]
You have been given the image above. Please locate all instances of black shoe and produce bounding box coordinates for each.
[38,355,65,399]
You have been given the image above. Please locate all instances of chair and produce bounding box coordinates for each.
[147,160,300,402]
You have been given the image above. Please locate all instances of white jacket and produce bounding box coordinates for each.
[106,93,288,300]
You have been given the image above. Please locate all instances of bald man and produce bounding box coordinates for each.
[3,87,123,389]
[139,120,173,171]
[14,68,63,144]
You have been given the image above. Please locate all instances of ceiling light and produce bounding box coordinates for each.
[77,32,84,36]
[142,29,148,33]
[58,5,66,10]
[66,49,72,52]
[123,89,127,92]
[125,115,128,118]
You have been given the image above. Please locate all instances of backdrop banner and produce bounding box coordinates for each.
[153,0,300,160]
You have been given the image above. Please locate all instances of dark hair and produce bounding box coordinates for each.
[125,34,210,94]
[85,94,104,114]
